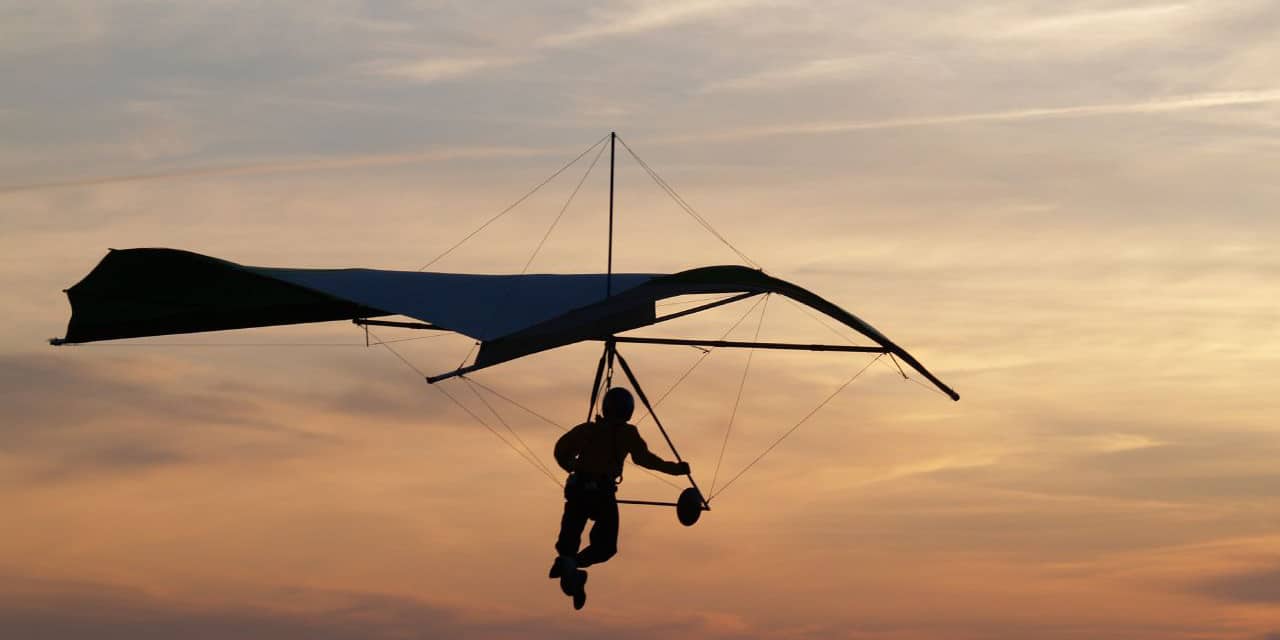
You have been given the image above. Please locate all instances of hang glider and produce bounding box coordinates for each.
[50,132,962,535]
[52,247,959,402]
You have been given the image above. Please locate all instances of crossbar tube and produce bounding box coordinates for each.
[353,318,444,331]
[606,336,889,353]
[616,499,677,507]
[616,498,711,510]
[650,292,759,325]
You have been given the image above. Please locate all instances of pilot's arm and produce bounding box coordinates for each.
[627,427,690,476]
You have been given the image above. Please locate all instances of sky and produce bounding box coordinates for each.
[2,0,1279,637]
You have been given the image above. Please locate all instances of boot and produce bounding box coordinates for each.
[571,570,588,610]
[556,556,578,596]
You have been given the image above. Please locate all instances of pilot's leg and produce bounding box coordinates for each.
[556,497,590,560]
[577,497,619,567]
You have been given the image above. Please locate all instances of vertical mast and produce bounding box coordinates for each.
[607,131,616,298]
[599,132,618,400]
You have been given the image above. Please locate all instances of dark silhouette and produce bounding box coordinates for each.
[549,387,690,609]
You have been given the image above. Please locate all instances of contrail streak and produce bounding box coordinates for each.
[0,145,553,195]
[656,90,1280,144]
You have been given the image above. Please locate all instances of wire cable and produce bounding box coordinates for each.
[633,294,768,426]
[366,328,562,488]
[463,377,569,433]
[778,295,945,396]
[520,139,608,274]
[417,133,610,271]
[615,136,760,269]
[709,294,769,495]
[710,354,883,500]
[462,377,560,484]
[434,381,562,488]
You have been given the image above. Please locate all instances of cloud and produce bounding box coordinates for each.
[0,145,554,194]
[0,353,268,437]
[702,55,894,93]
[0,573,761,640]
[993,3,1196,42]
[659,90,1280,142]
[539,0,760,47]
[0,2,107,55]
[1196,565,1280,604]
[369,56,528,84]
[0,352,346,484]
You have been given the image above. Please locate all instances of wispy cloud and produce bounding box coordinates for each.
[988,2,1199,46]
[370,56,527,84]
[660,90,1280,143]
[0,574,707,640]
[0,145,555,194]
[539,0,760,47]
[1196,565,1280,603]
[702,55,894,93]
[369,0,762,83]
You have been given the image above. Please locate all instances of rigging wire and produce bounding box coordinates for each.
[778,295,943,395]
[375,134,945,500]
[888,353,909,379]
[615,135,760,269]
[781,295,860,346]
[369,329,429,377]
[633,294,768,426]
[710,354,883,501]
[655,294,738,308]
[462,377,568,433]
[473,136,608,358]
[520,139,609,274]
[435,380,563,488]
[416,133,610,271]
[905,373,952,399]
[709,294,770,495]
[82,133,951,508]
[462,376,560,483]
[372,333,459,345]
[366,328,563,488]
[456,340,480,370]
[367,327,676,492]
[468,367,683,491]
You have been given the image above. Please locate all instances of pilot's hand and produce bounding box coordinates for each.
[673,461,691,475]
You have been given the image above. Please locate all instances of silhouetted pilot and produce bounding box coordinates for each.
[549,387,689,609]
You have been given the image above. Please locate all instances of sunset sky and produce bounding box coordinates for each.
[3,1,1280,638]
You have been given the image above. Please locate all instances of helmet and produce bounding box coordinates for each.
[601,387,635,421]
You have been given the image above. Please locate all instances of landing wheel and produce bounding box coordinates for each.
[676,487,705,527]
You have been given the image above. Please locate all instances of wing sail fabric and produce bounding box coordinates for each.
[58,248,660,344]
[60,249,391,343]
[256,266,656,340]
[57,249,957,400]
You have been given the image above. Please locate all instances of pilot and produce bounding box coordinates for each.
[549,387,690,609]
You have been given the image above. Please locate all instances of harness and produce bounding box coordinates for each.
[569,417,625,494]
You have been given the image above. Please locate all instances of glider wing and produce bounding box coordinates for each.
[56,249,957,400]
